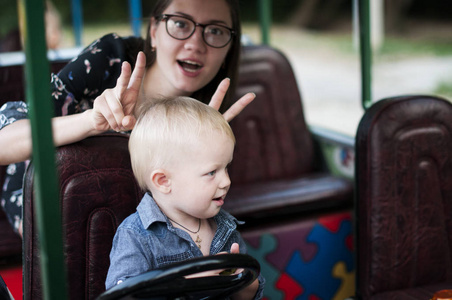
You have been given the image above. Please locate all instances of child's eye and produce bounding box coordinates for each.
[207,170,216,176]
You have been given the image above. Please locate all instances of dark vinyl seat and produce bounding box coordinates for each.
[0,208,21,258]
[355,95,452,300]
[23,133,143,300]
[23,45,353,299]
[225,45,353,220]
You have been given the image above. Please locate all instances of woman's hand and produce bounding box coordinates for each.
[210,78,256,122]
[91,51,146,132]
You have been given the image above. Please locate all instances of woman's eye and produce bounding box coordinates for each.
[207,26,224,36]
[174,20,188,29]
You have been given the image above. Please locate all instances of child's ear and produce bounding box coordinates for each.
[150,169,171,194]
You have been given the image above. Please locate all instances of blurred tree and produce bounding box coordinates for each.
[289,0,349,30]
[286,0,452,32]
[0,0,19,37]
[385,0,413,33]
[0,0,62,52]
[3,0,450,33]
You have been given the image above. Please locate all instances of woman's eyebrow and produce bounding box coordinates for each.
[172,11,230,26]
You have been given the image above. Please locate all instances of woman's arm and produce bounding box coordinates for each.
[0,51,146,165]
[0,110,102,165]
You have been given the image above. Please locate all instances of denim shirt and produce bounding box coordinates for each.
[106,193,265,299]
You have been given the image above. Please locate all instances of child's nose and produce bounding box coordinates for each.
[219,172,231,189]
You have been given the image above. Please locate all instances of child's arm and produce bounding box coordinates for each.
[231,279,260,300]
[105,226,152,290]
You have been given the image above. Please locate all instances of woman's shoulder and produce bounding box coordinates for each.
[97,33,143,48]
[79,33,144,64]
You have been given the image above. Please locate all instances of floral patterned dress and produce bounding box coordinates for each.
[0,33,143,232]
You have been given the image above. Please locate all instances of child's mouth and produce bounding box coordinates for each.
[213,196,225,205]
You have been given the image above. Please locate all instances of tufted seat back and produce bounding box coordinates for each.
[355,95,452,299]
[225,45,353,219]
[23,133,143,300]
[229,46,315,183]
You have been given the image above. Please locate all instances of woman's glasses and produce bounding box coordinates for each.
[157,14,235,48]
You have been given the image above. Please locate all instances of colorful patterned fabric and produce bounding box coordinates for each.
[243,211,355,300]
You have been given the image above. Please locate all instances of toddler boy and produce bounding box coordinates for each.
[105,96,264,299]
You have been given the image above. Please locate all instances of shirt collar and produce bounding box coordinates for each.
[137,192,244,230]
[214,208,244,229]
[137,192,167,229]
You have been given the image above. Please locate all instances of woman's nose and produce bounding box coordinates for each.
[183,27,207,53]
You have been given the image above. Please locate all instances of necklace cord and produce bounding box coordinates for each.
[168,217,201,234]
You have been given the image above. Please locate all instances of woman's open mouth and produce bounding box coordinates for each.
[177,60,203,73]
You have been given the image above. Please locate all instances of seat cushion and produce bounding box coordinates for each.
[225,173,353,220]
[0,208,21,257]
[370,282,452,300]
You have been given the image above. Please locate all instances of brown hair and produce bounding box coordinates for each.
[142,0,242,113]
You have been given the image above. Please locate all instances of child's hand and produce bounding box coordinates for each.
[219,243,241,275]
[186,243,242,278]
[185,269,226,278]
[229,242,240,254]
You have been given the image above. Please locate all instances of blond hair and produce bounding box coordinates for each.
[129,96,235,191]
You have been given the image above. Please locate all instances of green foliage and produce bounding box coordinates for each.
[0,0,19,37]
[52,0,130,25]
[435,81,452,101]
[239,0,300,23]
[377,36,452,59]
[48,0,299,26]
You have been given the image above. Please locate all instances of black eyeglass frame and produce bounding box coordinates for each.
[157,14,236,48]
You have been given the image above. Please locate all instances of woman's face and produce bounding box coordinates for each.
[149,0,233,97]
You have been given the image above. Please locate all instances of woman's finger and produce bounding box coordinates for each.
[121,115,136,131]
[105,89,126,130]
[123,52,146,114]
[94,88,130,132]
[209,78,230,111]
[92,95,119,131]
[128,52,146,91]
[114,61,132,101]
[222,92,256,122]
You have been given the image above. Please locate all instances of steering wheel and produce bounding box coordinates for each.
[96,253,260,300]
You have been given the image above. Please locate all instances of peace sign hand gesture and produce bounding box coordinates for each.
[209,78,256,122]
[91,51,146,132]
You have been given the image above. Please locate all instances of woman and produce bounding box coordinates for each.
[0,0,254,235]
